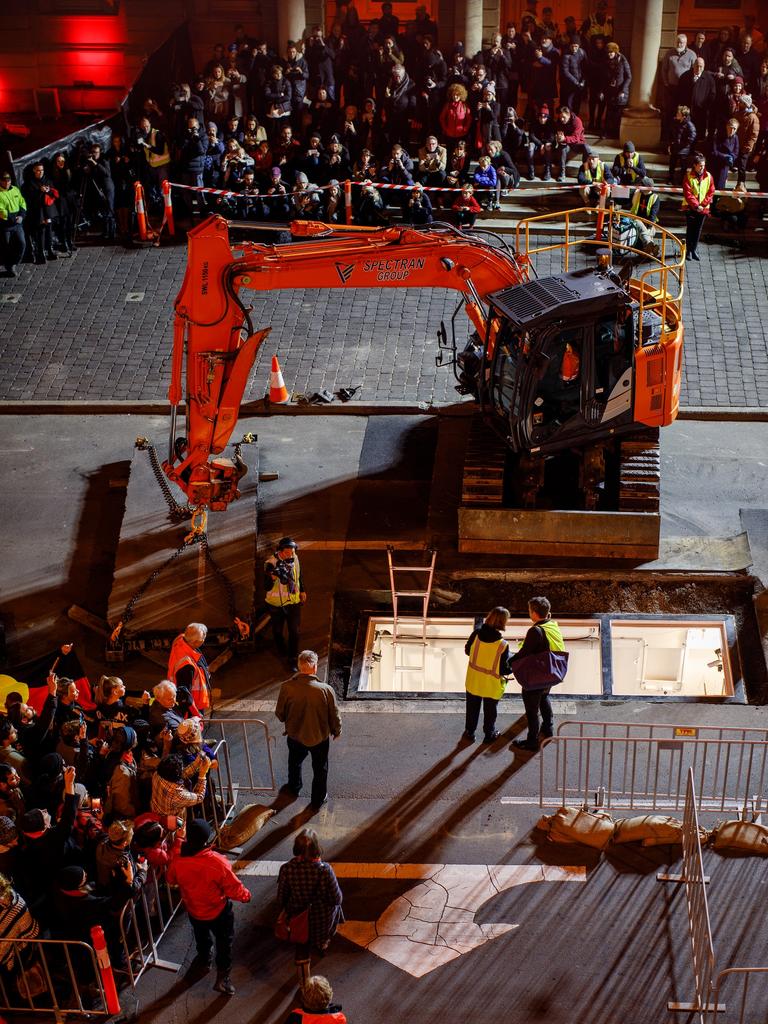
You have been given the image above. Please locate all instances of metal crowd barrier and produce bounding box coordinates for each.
[118,865,183,988]
[665,767,723,1018]
[709,967,768,1024]
[538,724,768,817]
[204,718,276,832]
[0,937,110,1021]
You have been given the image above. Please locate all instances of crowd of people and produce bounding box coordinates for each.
[0,621,346,1020]
[2,4,767,276]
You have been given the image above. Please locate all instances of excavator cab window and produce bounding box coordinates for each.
[491,317,526,421]
[530,325,585,441]
[594,312,633,400]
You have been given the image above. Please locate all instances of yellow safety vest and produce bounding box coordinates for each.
[265,554,302,607]
[147,129,171,168]
[583,161,605,183]
[630,190,658,218]
[682,170,713,209]
[466,636,509,701]
[617,152,640,180]
[537,618,565,651]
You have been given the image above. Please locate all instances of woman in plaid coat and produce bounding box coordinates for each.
[278,829,343,983]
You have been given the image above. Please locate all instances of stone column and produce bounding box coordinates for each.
[457,0,484,59]
[621,0,665,148]
[277,0,306,49]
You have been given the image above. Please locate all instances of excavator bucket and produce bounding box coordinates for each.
[211,328,271,454]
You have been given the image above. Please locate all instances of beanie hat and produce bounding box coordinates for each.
[271,167,282,177]
[0,816,17,846]
[623,141,636,153]
[19,809,47,835]
[206,121,218,132]
[538,104,550,116]
[183,819,215,853]
[58,865,86,891]
[115,724,137,751]
[108,819,134,844]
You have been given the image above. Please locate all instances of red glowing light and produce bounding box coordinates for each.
[58,16,123,47]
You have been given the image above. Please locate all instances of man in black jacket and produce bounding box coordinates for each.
[560,36,588,115]
[177,117,207,221]
[677,57,716,142]
[80,143,116,238]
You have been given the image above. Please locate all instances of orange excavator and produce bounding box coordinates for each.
[164,214,684,512]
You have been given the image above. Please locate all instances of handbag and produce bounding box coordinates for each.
[511,648,569,691]
[274,906,310,944]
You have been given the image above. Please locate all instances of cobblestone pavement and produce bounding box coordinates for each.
[0,236,765,407]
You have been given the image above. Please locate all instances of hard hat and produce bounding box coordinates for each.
[0,675,28,710]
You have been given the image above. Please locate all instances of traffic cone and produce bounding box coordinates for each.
[269,355,290,404]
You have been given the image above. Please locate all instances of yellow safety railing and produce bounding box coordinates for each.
[515,206,686,349]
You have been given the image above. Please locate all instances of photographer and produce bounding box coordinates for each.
[264,538,306,667]
[178,118,207,221]
[306,27,336,100]
[22,161,59,264]
[283,41,309,122]
[221,138,254,188]
[133,115,170,203]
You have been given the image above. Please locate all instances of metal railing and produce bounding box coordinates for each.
[515,205,685,344]
[118,865,183,988]
[0,937,110,1021]
[538,727,768,818]
[205,717,276,810]
[709,967,768,1024]
[666,767,722,1020]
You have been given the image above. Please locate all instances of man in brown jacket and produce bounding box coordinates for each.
[276,651,341,809]
[736,94,760,184]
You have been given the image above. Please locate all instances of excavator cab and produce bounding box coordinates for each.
[477,267,668,456]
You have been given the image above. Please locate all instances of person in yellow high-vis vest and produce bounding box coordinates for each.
[463,607,513,744]
[682,152,714,261]
[510,596,564,751]
[265,537,306,666]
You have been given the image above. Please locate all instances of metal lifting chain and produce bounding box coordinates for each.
[111,530,240,643]
[109,436,255,645]
[135,437,190,521]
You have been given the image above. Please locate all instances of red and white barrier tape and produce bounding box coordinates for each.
[168,178,768,202]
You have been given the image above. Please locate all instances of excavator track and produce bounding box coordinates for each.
[461,413,506,507]
[618,429,661,512]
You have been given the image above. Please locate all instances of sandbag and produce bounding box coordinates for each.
[538,806,614,850]
[711,820,768,855]
[217,803,275,851]
[614,814,684,847]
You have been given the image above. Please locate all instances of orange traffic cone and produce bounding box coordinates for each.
[269,355,290,404]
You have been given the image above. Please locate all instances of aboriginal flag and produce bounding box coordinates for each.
[11,645,95,714]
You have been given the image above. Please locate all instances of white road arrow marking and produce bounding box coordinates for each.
[235,860,585,979]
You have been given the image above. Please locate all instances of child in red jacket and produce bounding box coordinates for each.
[452,184,482,227]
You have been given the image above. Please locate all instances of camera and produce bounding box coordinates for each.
[272,558,293,584]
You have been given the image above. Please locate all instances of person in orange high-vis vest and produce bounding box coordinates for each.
[168,623,211,713]
[284,975,346,1024]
